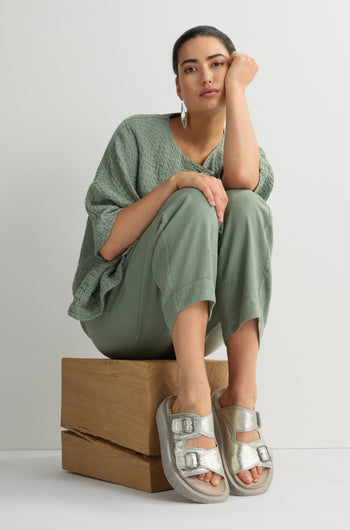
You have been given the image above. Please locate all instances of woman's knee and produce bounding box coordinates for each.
[225,189,271,223]
[176,186,212,208]
[163,187,218,225]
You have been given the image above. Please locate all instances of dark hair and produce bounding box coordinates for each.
[172,25,236,77]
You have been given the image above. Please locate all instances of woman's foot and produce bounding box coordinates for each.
[171,395,223,487]
[219,388,264,484]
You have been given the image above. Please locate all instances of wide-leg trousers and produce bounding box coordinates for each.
[80,188,273,360]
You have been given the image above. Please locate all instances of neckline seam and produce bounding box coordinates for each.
[165,113,224,168]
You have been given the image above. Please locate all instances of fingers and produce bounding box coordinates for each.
[202,186,216,208]
[230,51,257,64]
[225,52,259,89]
[173,171,228,222]
[199,173,228,222]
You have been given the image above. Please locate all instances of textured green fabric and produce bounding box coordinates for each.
[81,188,273,359]
[68,112,274,321]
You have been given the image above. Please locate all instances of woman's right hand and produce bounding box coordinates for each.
[171,171,228,223]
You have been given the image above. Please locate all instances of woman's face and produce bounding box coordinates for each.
[176,36,231,117]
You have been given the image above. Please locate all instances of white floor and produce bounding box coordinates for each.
[0,449,348,530]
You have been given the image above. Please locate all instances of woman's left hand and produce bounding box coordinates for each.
[225,52,259,90]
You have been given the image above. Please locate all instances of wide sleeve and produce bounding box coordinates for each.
[253,146,274,201]
[85,120,141,257]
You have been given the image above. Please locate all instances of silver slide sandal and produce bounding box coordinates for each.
[212,387,274,496]
[156,395,229,503]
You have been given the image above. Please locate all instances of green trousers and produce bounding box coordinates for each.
[81,188,273,360]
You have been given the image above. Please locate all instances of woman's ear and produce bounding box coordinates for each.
[175,77,182,99]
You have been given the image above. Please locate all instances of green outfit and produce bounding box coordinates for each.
[68,113,274,359]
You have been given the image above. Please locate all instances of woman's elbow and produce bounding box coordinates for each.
[99,238,127,261]
[223,172,259,192]
[99,241,115,261]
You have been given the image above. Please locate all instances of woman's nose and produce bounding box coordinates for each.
[200,65,212,84]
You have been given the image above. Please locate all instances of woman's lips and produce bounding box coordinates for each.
[200,89,219,98]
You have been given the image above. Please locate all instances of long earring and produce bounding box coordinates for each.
[181,100,187,129]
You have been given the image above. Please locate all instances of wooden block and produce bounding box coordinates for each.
[61,358,228,456]
[61,430,171,493]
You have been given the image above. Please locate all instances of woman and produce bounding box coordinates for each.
[68,25,274,504]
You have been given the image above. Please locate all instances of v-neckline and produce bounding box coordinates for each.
[166,113,225,168]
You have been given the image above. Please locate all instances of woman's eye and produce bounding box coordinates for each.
[184,66,196,73]
[184,61,224,73]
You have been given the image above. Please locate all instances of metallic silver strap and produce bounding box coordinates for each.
[175,445,226,479]
[171,411,215,439]
[216,404,273,475]
[231,436,273,474]
[169,409,225,479]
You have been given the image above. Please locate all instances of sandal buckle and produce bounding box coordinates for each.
[172,417,195,434]
[182,417,195,433]
[257,445,270,462]
[185,451,200,469]
[256,411,262,428]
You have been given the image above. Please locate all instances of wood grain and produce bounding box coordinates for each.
[61,430,171,493]
[61,358,228,456]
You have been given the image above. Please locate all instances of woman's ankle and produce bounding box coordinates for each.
[172,387,212,416]
[220,385,257,411]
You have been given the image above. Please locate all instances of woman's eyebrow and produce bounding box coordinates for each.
[180,53,227,67]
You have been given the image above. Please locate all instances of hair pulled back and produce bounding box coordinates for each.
[172,25,236,77]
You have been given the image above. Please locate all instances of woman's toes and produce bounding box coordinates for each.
[203,470,212,483]
[238,470,253,484]
[257,466,264,476]
[250,466,260,482]
[197,473,206,481]
[210,472,221,486]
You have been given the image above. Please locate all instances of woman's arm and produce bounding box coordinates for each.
[99,176,177,260]
[99,171,227,261]
[99,171,228,261]
[222,52,260,191]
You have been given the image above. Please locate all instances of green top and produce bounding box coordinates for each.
[67,112,274,321]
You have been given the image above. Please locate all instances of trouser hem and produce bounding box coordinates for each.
[163,278,216,338]
[220,297,265,346]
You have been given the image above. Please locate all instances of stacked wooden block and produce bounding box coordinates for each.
[61,358,228,492]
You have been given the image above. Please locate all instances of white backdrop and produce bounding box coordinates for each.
[1,0,349,449]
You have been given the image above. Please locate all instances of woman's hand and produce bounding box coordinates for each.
[171,171,228,223]
[225,51,259,91]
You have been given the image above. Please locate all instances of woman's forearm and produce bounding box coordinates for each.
[99,175,178,261]
[222,84,260,190]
